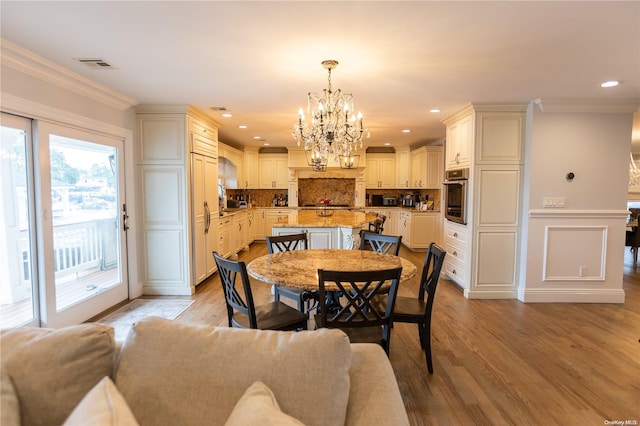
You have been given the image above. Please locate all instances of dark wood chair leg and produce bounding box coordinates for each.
[634,247,638,271]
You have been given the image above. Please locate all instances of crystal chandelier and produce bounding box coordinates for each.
[293,60,369,171]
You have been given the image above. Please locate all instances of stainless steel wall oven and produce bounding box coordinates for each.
[443,168,468,224]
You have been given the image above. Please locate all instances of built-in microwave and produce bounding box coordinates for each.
[443,168,468,225]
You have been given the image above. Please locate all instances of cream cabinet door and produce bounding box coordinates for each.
[395,148,411,189]
[243,149,259,188]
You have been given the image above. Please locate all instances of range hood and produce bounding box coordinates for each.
[295,168,361,179]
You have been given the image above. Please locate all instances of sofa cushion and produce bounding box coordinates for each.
[115,316,351,426]
[224,381,305,426]
[1,369,20,426]
[0,323,115,426]
[63,376,139,426]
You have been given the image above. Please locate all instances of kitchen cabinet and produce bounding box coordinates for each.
[355,181,366,207]
[264,209,294,238]
[411,146,443,189]
[425,147,443,188]
[397,209,440,251]
[442,103,526,299]
[252,209,266,240]
[218,215,234,258]
[444,109,473,170]
[136,105,221,295]
[365,154,395,188]
[365,208,397,236]
[288,180,299,207]
[443,220,469,289]
[192,152,219,283]
[410,147,426,188]
[259,154,288,189]
[395,147,411,188]
[243,148,259,189]
[246,210,255,244]
[235,212,249,253]
[274,227,336,249]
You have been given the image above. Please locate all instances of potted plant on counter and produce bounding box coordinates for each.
[317,197,333,216]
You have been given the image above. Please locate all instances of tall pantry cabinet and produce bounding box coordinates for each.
[442,103,527,299]
[136,105,221,295]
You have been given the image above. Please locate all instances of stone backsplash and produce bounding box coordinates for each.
[227,185,440,210]
[298,178,355,206]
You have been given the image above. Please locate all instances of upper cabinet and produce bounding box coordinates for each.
[259,154,288,189]
[366,154,395,188]
[410,147,426,188]
[395,147,411,189]
[409,146,443,189]
[444,107,473,170]
[243,148,259,189]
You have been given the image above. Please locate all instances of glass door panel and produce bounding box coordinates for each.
[38,122,128,327]
[0,113,38,328]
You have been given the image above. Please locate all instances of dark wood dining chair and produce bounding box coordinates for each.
[367,214,386,234]
[375,242,446,373]
[359,230,402,256]
[212,251,308,331]
[315,267,402,356]
[265,232,311,313]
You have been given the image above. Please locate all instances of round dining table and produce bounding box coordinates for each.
[246,249,417,292]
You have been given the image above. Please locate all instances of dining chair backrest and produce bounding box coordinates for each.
[266,232,308,254]
[212,251,258,329]
[368,214,386,234]
[317,267,402,354]
[417,243,447,312]
[359,230,402,256]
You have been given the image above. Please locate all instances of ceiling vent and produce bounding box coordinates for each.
[76,58,113,69]
[210,106,228,111]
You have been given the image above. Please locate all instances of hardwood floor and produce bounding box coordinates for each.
[134,243,640,425]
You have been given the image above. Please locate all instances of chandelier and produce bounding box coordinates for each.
[293,60,369,171]
[630,153,640,186]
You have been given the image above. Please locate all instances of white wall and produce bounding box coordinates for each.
[519,104,636,302]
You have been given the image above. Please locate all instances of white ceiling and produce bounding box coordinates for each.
[1,1,639,150]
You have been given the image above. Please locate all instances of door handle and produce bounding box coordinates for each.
[122,203,129,231]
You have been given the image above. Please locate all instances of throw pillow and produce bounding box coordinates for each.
[1,369,20,426]
[0,323,115,426]
[224,381,305,426]
[63,376,139,426]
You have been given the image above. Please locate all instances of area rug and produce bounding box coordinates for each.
[98,299,194,341]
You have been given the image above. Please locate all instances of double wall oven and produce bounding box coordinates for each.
[443,168,468,225]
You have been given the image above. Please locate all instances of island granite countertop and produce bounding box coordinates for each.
[273,210,378,229]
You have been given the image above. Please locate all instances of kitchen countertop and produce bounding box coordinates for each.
[273,210,378,228]
[220,206,439,217]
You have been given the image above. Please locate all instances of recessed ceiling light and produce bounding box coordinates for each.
[601,80,620,88]
[238,125,247,129]
[402,129,411,133]
[253,136,261,139]
[222,113,232,118]
[263,142,270,146]
[384,142,392,146]
[430,109,441,113]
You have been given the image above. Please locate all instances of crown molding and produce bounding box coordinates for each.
[534,98,640,114]
[1,38,137,111]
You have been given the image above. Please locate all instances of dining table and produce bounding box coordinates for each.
[246,249,417,292]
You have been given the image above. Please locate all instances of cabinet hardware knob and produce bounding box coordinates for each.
[452,269,457,274]
[453,232,458,237]
[453,251,458,256]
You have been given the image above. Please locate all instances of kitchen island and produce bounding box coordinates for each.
[272,209,378,249]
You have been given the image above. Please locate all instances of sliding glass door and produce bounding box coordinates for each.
[1,113,39,328]
[0,113,129,329]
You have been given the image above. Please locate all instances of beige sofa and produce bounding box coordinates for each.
[1,316,410,426]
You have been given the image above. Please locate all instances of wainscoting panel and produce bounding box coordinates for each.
[543,225,606,281]
[142,167,184,226]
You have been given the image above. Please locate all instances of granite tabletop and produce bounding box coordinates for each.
[273,210,378,228]
[246,249,417,291]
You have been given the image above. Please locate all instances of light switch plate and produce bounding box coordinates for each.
[543,197,565,208]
